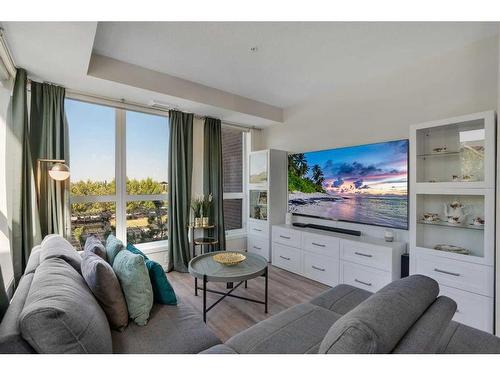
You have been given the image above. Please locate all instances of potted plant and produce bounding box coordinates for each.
[191,196,204,227]
[202,193,213,226]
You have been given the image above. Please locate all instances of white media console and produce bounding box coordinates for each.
[270,224,406,293]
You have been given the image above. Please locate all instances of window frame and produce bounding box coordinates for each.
[221,125,248,239]
[67,95,169,253]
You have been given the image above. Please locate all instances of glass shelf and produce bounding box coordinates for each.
[416,151,460,158]
[415,119,485,184]
[417,220,484,231]
[249,190,268,220]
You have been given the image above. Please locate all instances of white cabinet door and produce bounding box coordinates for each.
[272,226,302,248]
[272,243,301,273]
[302,232,340,259]
[303,251,339,287]
[340,261,392,293]
[248,219,269,239]
[247,235,269,261]
[413,253,493,297]
[341,240,393,272]
[439,285,493,333]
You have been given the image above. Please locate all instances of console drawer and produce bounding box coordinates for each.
[340,261,392,293]
[248,219,269,239]
[247,235,269,261]
[303,251,339,287]
[439,285,493,333]
[272,243,301,273]
[302,232,340,259]
[272,226,301,248]
[414,254,493,297]
[341,240,392,271]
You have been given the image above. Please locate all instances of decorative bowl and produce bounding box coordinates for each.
[212,252,246,266]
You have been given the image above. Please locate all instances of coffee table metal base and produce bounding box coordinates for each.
[194,267,268,323]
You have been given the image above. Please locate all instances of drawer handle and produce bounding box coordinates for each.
[279,235,291,239]
[253,246,262,250]
[312,265,325,272]
[354,251,372,258]
[434,268,461,277]
[354,278,372,287]
[279,255,291,261]
[253,228,262,232]
[311,242,326,248]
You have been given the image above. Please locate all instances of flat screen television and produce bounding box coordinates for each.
[288,139,409,230]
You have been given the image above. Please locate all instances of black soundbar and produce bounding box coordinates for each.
[292,222,361,236]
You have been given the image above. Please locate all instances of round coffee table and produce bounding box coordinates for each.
[188,251,268,322]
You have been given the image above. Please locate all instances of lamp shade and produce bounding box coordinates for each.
[48,163,70,181]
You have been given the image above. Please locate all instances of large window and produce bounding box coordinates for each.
[67,99,169,250]
[221,126,246,234]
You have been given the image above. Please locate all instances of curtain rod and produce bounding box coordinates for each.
[63,88,261,132]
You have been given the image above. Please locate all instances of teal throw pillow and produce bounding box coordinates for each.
[127,244,177,305]
[112,250,153,326]
[105,234,123,266]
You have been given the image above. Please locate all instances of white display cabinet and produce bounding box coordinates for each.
[409,111,496,333]
[247,149,288,261]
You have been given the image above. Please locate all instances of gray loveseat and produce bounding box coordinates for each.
[202,276,500,354]
[1,238,499,354]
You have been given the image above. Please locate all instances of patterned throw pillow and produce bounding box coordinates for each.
[127,244,177,305]
[113,250,154,326]
[81,251,129,331]
[105,234,124,266]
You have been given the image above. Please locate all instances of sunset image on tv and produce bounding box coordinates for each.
[288,139,408,229]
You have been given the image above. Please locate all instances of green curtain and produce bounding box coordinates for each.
[167,110,193,272]
[6,68,41,284]
[0,266,9,321]
[30,82,70,239]
[203,117,226,252]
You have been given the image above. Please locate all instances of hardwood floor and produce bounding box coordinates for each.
[168,265,329,342]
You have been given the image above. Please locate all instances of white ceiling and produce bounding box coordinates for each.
[94,22,499,108]
[1,22,498,127]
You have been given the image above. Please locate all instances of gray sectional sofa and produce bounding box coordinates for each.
[1,239,499,354]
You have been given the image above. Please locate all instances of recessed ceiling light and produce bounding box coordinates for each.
[250,46,258,52]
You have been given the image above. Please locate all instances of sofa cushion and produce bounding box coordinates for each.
[81,251,129,331]
[200,344,238,354]
[438,321,500,354]
[226,303,342,354]
[0,273,36,354]
[106,234,123,265]
[19,258,112,353]
[84,235,107,260]
[310,284,372,315]
[39,234,81,273]
[319,275,439,354]
[113,250,153,326]
[127,244,177,305]
[112,303,221,353]
[392,296,456,353]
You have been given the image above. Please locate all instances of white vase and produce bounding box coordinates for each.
[202,217,209,227]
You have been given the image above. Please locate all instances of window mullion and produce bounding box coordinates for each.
[115,108,127,243]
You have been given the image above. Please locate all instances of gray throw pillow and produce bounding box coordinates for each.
[39,234,82,273]
[113,250,154,326]
[106,234,124,265]
[82,251,129,331]
[84,235,107,260]
[19,258,112,353]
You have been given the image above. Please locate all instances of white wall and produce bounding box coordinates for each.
[0,82,12,288]
[260,36,498,243]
